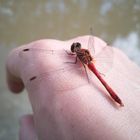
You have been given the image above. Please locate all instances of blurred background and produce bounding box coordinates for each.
[0,0,140,139]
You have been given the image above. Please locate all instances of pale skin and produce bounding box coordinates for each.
[6,36,140,140]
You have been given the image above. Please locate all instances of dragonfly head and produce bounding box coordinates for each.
[71,42,81,52]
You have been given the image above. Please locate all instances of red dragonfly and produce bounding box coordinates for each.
[69,42,124,106]
[20,36,124,107]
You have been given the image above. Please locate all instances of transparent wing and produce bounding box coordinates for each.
[19,47,68,58]
[19,36,113,92]
[19,47,77,69]
[87,27,114,74]
[19,47,90,92]
[94,45,114,74]
[87,27,95,56]
[25,65,89,92]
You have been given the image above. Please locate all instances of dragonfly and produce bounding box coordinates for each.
[68,42,124,106]
[20,35,124,107]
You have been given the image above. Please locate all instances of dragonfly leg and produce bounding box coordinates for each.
[74,56,78,64]
[64,50,75,55]
[99,71,105,77]
[81,62,90,83]
[65,56,78,64]
[63,49,78,64]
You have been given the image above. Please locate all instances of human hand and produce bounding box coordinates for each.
[6,36,140,140]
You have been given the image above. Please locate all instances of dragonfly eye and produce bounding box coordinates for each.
[71,42,81,52]
[76,42,81,47]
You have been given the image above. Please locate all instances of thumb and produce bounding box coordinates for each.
[19,114,38,140]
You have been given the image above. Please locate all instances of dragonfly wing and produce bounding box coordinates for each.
[25,65,89,92]
[19,46,91,92]
[19,47,68,58]
[87,28,95,56]
[94,45,114,74]
[18,47,77,70]
[87,28,108,59]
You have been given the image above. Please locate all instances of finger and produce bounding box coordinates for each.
[6,68,24,93]
[6,40,67,94]
[6,48,25,93]
[19,114,38,140]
